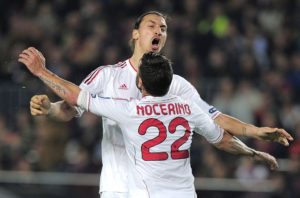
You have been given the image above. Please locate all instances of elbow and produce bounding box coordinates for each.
[214,130,231,150]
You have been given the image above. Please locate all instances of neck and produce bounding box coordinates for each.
[141,89,150,97]
[129,48,145,71]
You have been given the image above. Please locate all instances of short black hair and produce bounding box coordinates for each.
[134,11,167,29]
[139,52,173,96]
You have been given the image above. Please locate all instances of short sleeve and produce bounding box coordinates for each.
[191,103,224,144]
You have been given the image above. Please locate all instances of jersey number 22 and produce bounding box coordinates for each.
[138,117,191,161]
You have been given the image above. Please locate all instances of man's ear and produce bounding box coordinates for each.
[132,29,139,40]
[138,77,143,90]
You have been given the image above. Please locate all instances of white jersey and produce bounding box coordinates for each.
[77,59,221,193]
[78,92,224,198]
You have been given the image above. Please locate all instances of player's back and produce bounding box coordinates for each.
[118,95,202,198]
[79,90,223,197]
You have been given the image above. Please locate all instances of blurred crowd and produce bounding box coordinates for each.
[0,0,300,197]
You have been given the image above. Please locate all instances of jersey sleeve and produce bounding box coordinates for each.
[77,90,128,123]
[169,75,221,119]
[75,66,111,117]
[191,102,224,144]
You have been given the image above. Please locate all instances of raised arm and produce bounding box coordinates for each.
[19,47,81,106]
[214,131,278,170]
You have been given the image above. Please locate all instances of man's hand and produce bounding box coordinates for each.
[30,95,51,116]
[18,47,46,77]
[252,150,279,170]
[256,127,293,146]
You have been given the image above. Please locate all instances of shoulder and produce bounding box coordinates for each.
[171,74,191,86]
[82,60,129,85]
[169,74,195,94]
[98,60,128,73]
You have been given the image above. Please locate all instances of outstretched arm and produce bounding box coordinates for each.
[215,114,293,146]
[30,95,77,121]
[19,47,81,106]
[214,131,278,170]
[172,75,293,146]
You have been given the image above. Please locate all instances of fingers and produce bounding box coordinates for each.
[254,151,279,170]
[269,155,279,170]
[18,57,29,65]
[273,128,294,146]
[276,136,289,146]
[30,106,44,116]
[18,48,34,65]
[31,95,47,105]
[32,48,45,60]
[276,128,294,141]
[30,95,50,112]
[30,100,42,109]
[261,127,294,146]
[18,47,41,61]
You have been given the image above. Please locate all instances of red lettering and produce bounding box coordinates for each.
[160,104,168,115]
[175,103,180,114]
[153,104,160,115]
[168,103,175,115]
[184,104,191,115]
[137,105,144,116]
[178,103,184,114]
[145,105,153,115]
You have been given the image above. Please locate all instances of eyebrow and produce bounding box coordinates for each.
[146,20,168,28]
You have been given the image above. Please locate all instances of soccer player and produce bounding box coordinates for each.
[20,49,279,198]
[27,11,292,198]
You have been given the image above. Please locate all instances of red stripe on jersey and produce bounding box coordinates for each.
[112,97,129,101]
[83,67,101,84]
[116,61,127,68]
[86,68,102,85]
[84,66,107,85]
[129,59,137,73]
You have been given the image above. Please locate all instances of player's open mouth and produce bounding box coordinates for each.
[151,38,160,50]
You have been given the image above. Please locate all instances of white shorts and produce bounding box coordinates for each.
[100,192,128,198]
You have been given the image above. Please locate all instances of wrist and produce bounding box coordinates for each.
[251,149,258,157]
[47,103,55,117]
[245,124,259,138]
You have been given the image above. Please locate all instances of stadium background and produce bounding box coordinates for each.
[0,0,299,197]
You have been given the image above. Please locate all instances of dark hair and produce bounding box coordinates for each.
[130,11,167,51]
[139,52,173,96]
[134,11,167,29]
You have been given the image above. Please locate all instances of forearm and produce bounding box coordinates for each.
[48,101,78,122]
[214,113,258,138]
[214,131,256,157]
[38,69,81,106]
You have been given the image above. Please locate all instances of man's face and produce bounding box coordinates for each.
[133,14,167,53]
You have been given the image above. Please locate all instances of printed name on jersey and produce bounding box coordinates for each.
[137,103,191,116]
